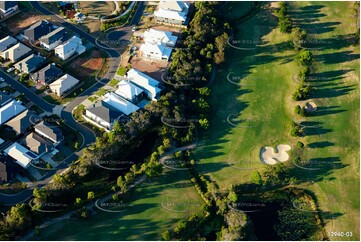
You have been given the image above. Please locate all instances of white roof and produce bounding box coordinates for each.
[159,1,189,12]
[143,29,177,45]
[0,36,17,52]
[49,74,79,94]
[140,42,172,59]
[4,142,36,168]
[154,9,187,21]
[126,68,161,100]
[0,99,26,125]
[115,80,144,100]
[55,36,82,52]
[103,92,140,116]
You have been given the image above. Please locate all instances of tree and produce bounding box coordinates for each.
[274,204,320,240]
[227,185,238,202]
[279,18,292,33]
[299,66,310,82]
[297,141,304,148]
[221,209,255,240]
[294,105,301,114]
[87,191,95,200]
[75,197,82,205]
[74,141,80,150]
[291,27,307,50]
[130,164,140,176]
[199,118,209,129]
[295,50,313,66]
[251,171,262,185]
[263,163,288,186]
[124,172,134,184]
[6,204,33,232]
[162,230,171,240]
[145,160,163,178]
[117,176,127,192]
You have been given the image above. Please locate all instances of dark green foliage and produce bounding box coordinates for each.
[291,27,307,50]
[297,141,305,148]
[291,121,303,137]
[295,50,313,66]
[274,205,320,240]
[251,171,262,185]
[276,2,292,33]
[298,66,310,82]
[292,85,312,101]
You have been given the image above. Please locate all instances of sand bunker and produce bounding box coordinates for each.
[260,144,291,165]
[304,102,317,113]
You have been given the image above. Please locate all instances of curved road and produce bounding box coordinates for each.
[0,1,146,205]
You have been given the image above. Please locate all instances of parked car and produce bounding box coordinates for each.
[7,67,14,73]
[0,77,4,82]
[132,26,136,32]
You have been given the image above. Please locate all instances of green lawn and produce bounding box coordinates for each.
[195,1,359,240]
[36,169,204,240]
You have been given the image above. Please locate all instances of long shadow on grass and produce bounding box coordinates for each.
[311,85,356,99]
[307,141,335,149]
[195,2,300,174]
[288,4,341,35]
[315,51,359,65]
[290,157,348,183]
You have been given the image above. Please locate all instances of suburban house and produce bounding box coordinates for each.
[0,42,31,62]
[103,92,140,116]
[115,80,146,103]
[49,74,79,96]
[143,28,177,47]
[23,20,56,41]
[140,42,172,60]
[0,35,17,52]
[0,155,20,182]
[39,27,67,51]
[154,8,187,26]
[0,1,18,18]
[5,109,33,135]
[54,36,85,60]
[34,121,63,146]
[4,142,37,169]
[74,12,86,23]
[14,53,46,74]
[126,68,162,100]
[85,101,125,131]
[24,132,54,157]
[0,92,26,125]
[31,63,63,85]
[159,1,190,14]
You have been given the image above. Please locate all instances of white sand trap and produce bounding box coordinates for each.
[305,102,317,113]
[260,144,291,165]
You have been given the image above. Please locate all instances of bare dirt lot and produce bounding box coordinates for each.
[78,1,115,17]
[2,10,51,35]
[130,54,168,81]
[65,48,105,78]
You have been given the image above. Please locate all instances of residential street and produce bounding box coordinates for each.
[0,1,146,206]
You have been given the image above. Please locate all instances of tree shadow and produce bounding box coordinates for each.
[311,85,356,99]
[307,141,335,149]
[315,51,359,65]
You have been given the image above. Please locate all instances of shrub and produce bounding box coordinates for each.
[295,50,313,66]
[294,105,301,114]
[292,85,312,101]
[279,18,292,33]
[297,141,304,148]
[298,66,310,82]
